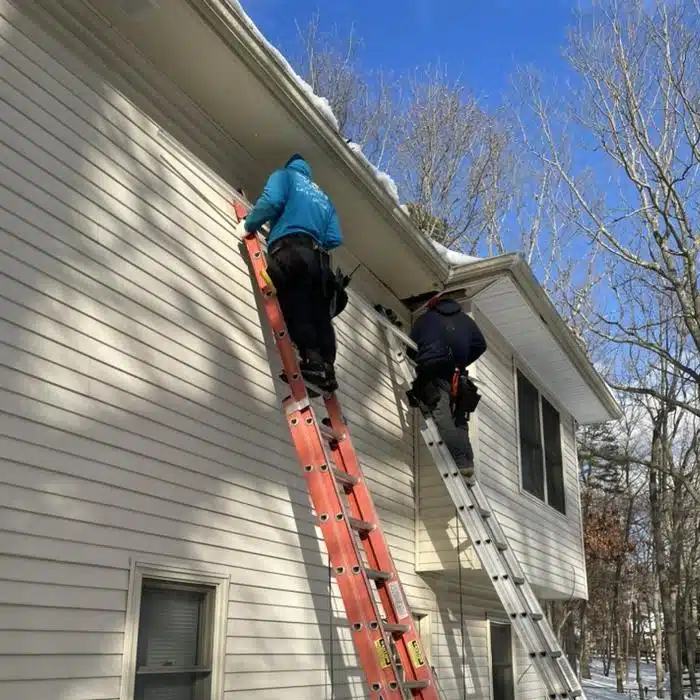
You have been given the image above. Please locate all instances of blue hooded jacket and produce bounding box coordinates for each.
[243,155,343,251]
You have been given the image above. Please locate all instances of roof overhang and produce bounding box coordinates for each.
[43,0,447,299]
[445,256,622,425]
[32,0,620,424]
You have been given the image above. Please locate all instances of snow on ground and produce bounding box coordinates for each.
[224,1,401,204]
[430,239,482,266]
[583,659,695,699]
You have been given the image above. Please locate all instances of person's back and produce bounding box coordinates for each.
[408,291,487,478]
[245,155,342,252]
[243,154,343,393]
[409,297,487,378]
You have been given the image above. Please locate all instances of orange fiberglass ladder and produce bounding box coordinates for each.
[232,200,440,700]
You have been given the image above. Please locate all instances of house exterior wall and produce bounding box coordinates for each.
[417,309,588,600]
[0,3,561,699]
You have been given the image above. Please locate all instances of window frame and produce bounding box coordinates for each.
[412,609,433,666]
[513,363,567,516]
[120,560,230,700]
[487,619,516,700]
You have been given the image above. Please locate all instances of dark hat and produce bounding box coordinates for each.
[284,153,304,167]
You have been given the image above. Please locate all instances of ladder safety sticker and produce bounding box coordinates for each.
[408,640,425,668]
[374,638,392,668]
[387,581,409,620]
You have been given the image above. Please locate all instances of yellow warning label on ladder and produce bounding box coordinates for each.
[407,640,425,668]
[374,638,392,669]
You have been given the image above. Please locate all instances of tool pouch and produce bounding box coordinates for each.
[450,370,481,419]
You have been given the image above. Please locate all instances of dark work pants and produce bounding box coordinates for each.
[422,378,474,471]
[266,236,336,364]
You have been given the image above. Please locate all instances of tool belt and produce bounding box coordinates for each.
[450,368,481,418]
[268,234,349,319]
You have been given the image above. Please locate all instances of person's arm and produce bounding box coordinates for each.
[244,170,288,233]
[466,316,487,365]
[323,205,343,250]
[406,314,426,363]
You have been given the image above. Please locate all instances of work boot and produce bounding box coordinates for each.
[320,362,338,394]
[460,459,475,480]
[300,354,328,393]
[279,370,320,398]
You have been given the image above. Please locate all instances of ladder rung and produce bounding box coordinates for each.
[402,680,430,690]
[349,517,375,535]
[494,538,508,551]
[478,506,491,518]
[550,649,562,659]
[319,423,345,443]
[512,574,525,585]
[530,611,543,621]
[365,568,392,582]
[382,622,410,635]
[333,468,359,489]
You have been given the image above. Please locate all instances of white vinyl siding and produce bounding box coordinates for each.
[0,7,413,699]
[0,5,549,700]
[417,311,587,599]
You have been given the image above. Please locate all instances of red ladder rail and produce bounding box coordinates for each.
[233,200,439,700]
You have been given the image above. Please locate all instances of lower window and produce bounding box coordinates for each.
[490,621,515,700]
[122,563,228,700]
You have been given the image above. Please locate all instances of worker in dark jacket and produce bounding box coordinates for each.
[244,154,343,393]
[407,290,487,477]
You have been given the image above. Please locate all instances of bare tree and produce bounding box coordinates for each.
[520,0,700,418]
[293,12,399,170]
[393,65,514,252]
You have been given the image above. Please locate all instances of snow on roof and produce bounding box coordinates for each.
[346,142,400,204]
[229,1,400,204]
[430,239,482,266]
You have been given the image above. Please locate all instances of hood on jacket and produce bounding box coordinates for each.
[434,298,462,315]
[284,153,312,178]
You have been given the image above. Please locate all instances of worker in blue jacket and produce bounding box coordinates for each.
[244,154,343,393]
[407,290,487,478]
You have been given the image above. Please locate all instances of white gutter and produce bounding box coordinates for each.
[187,0,619,421]
[192,0,450,286]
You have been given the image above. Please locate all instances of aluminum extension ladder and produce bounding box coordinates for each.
[374,307,585,700]
[232,201,441,700]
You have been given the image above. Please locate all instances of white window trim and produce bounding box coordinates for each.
[513,361,568,518]
[412,608,433,666]
[120,559,230,700]
[487,618,517,700]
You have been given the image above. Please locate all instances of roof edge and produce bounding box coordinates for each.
[193,0,449,286]
[446,255,623,423]
[509,260,622,422]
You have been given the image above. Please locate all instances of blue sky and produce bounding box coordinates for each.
[243,0,579,106]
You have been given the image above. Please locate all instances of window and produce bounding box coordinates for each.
[490,622,515,700]
[121,563,228,700]
[516,370,566,514]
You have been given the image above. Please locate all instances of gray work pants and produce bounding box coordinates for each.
[421,379,474,471]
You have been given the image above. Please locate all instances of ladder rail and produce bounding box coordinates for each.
[380,316,586,700]
[234,201,439,700]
